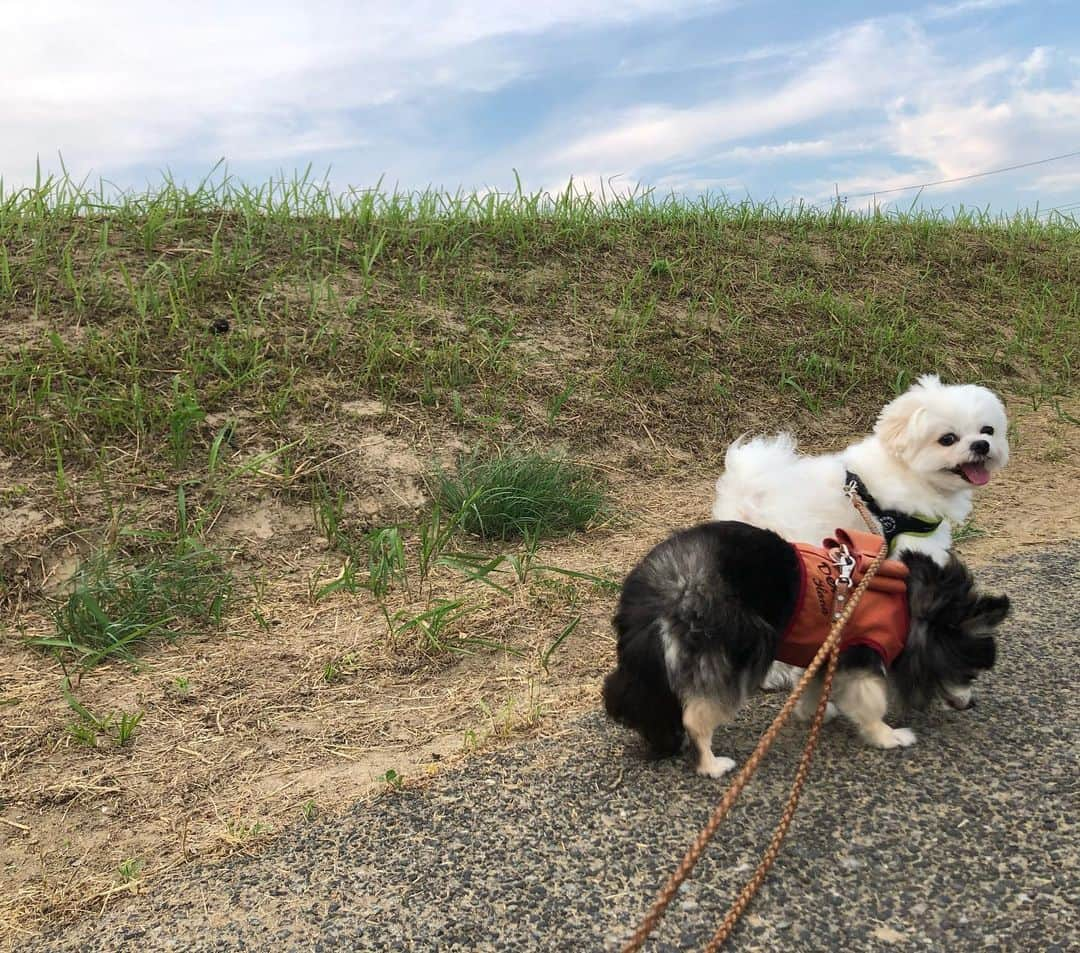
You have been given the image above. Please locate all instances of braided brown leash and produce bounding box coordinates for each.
[622,493,886,953]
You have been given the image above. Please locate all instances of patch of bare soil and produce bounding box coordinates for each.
[1,398,1077,947]
[951,400,1080,560]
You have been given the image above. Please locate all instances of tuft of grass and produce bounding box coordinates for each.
[310,557,364,603]
[322,651,359,683]
[311,476,353,554]
[113,710,144,747]
[546,379,577,423]
[32,540,233,667]
[117,858,143,883]
[66,719,99,748]
[222,819,272,845]
[539,616,580,676]
[366,526,407,596]
[167,378,206,466]
[376,769,404,791]
[953,519,987,545]
[386,597,474,654]
[433,451,606,541]
[478,679,545,737]
[62,682,145,749]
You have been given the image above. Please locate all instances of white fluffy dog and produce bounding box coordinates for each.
[712,374,1009,689]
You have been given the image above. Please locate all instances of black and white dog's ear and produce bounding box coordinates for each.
[968,593,1011,632]
[904,553,973,618]
[940,592,1005,677]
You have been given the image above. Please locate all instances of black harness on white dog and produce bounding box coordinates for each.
[844,470,943,549]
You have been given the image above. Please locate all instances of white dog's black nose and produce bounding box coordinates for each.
[970,439,990,456]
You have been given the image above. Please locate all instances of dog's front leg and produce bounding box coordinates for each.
[682,697,737,778]
[832,671,916,749]
[792,675,838,723]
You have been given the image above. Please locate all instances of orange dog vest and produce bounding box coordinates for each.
[776,528,911,669]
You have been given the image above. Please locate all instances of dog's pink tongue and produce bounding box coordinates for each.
[961,462,991,485]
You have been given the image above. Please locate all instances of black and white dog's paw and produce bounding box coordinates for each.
[761,661,801,692]
[696,755,736,779]
[865,725,917,749]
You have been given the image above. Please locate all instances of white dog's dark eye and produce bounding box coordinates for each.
[980,426,994,436]
[938,433,958,446]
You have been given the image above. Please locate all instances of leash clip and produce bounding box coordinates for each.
[831,545,856,620]
[832,544,856,587]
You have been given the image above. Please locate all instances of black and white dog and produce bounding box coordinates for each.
[602,521,1009,777]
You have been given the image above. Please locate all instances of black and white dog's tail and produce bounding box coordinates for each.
[603,521,801,759]
[602,621,685,757]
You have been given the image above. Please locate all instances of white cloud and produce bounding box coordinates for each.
[1022,169,1080,194]
[713,138,863,162]
[545,21,930,174]
[1020,46,1052,83]
[538,8,1080,210]
[2,0,717,183]
[203,116,368,164]
[650,173,747,196]
[883,71,1080,184]
[789,53,1080,206]
[923,0,1022,22]
[612,38,807,78]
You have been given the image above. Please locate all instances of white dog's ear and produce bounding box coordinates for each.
[914,373,942,390]
[876,395,927,456]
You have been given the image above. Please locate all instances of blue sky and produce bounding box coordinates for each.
[5,0,1080,213]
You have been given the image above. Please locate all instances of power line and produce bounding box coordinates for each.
[1038,200,1080,217]
[843,149,1080,199]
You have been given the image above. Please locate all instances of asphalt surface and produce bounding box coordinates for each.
[29,545,1079,952]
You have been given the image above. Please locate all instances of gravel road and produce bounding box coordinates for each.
[28,544,1079,952]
